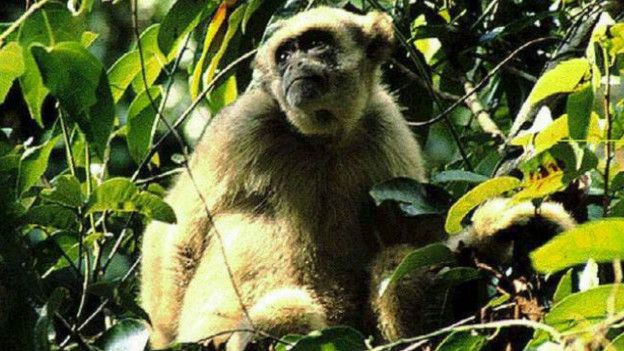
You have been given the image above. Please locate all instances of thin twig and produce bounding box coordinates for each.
[603,46,613,217]
[0,0,50,46]
[408,37,555,127]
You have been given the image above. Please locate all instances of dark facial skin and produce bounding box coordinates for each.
[275,30,338,108]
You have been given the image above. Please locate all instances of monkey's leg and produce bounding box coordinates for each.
[141,203,210,349]
[369,245,435,341]
[226,287,327,351]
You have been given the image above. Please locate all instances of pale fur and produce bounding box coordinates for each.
[140,7,426,349]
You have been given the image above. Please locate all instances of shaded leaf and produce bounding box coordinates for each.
[95,319,149,351]
[40,175,84,208]
[445,177,521,234]
[553,269,574,304]
[282,326,366,351]
[18,135,61,195]
[431,170,489,184]
[22,205,79,230]
[126,86,162,163]
[531,219,624,273]
[31,42,114,158]
[370,177,451,217]
[381,243,455,296]
[566,84,594,141]
[17,3,86,125]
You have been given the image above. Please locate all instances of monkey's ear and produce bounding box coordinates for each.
[364,11,396,64]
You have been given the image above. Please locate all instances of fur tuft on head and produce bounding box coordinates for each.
[362,11,395,63]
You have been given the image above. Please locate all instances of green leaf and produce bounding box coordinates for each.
[531,219,624,273]
[88,178,177,223]
[370,177,451,217]
[80,31,99,47]
[283,326,366,351]
[18,135,61,195]
[242,0,263,33]
[431,170,489,184]
[158,0,220,56]
[17,3,86,125]
[22,205,79,230]
[94,319,149,351]
[607,332,624,350]
[0,42,25,103]
[553,269,574,304]
[445,177,521,234]
[31,42,114,158]
[126,86,162,163]
[130,25,169,95]
[435,331,486,351]
[108,25,170,102]
[566,84,594,141]
[381,243,455,296]
[544,284,624,334]
[34,288,68,351]
[40,174,84,207]
[435,267,480,286]
[528,58,589,106]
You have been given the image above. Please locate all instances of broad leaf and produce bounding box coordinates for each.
[17,3,86,125]
[18,135,61,195]
[31,42,114,158]
[158,0,220,56]
[435,331,486,351]
[370,177,451,217]
[40,175,84,208]
[531,219,624,273]
[94,319,149,351]
[126,87,162,163]
[553,269,573,304]
[445,177,521,234]
[0,42,25,103]
[22,205,79,230]
[566,84,594,141]
[528,58,589,106]
[380,243,455,296]
[431,170,489,184]
[88,178,176,223]
[280,326,366,351]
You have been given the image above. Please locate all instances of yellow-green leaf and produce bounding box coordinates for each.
[531,218,624,273]
[528,58,590,106]
[445,177,521,234]
[0,42,25,103]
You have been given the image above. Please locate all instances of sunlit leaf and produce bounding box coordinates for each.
[31,42,114,158]
[435,331,486,351]
[528,58,589,106]
[544,284,624,335]
[0,42,25,103]
[158,0,220,56]
[531,219,624,273]
[445,177,521,234]
[190,3,228,100]
[553,269,573,304]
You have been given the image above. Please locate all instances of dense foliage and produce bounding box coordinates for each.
[1,0,624,350]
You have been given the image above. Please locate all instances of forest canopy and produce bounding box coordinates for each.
[1,0,624,350]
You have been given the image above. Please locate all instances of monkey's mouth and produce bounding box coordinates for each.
[284,75,325,107]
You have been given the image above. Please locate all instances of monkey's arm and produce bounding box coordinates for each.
[141,90,274,349]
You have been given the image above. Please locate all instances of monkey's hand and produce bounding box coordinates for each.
[447,198,576,264]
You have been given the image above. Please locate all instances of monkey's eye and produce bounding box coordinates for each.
[275,43,294,65]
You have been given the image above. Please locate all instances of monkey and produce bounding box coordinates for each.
[140,7,430,349]
[140,6,578,350]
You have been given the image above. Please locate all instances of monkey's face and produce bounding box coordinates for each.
[275,29,339,110]
[255,7,395,137]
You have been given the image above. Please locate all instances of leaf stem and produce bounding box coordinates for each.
[603,46,612,217]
